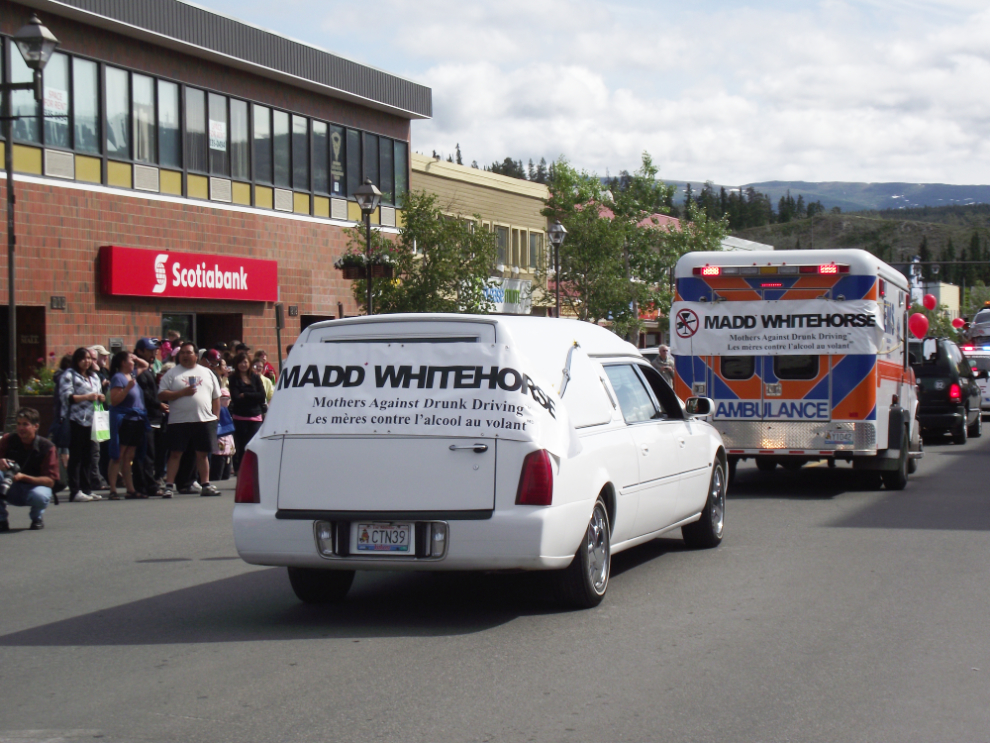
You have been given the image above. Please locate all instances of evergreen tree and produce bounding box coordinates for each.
[795,195,806,220]
[455,143,463,165]
[942,237,956,285]
[470,160,479,169]
[487,158,527,180]
[684,183,693,213]
[527,159,536,181]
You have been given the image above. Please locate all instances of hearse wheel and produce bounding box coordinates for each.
[968,411,983,438]
[287,567,356,604]
[881,425,909,491]
[682,460,726,550]
[558,496,611,609]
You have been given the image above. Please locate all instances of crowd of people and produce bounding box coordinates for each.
[0,336,280,532]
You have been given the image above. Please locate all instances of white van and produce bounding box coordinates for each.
[233,314,728,608]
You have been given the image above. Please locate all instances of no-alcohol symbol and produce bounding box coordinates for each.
[675,308,700,338]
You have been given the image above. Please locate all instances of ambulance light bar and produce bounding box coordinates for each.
[692,264,850,277]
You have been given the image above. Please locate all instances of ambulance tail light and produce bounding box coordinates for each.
[516,450,553,506]
[234,449,260,504]
[798,264,850,274]
[693,265,721,277]
[949,383,962,402]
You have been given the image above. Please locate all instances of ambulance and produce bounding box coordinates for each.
[670,249,922,488]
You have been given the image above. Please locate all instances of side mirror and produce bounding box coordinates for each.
[685,396,714,419]
[978,369,989,380]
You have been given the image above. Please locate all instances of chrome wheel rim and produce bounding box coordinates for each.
[586,504,610,594]
[710,465,725,538]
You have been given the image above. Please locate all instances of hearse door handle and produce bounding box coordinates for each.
[449,444,489,453]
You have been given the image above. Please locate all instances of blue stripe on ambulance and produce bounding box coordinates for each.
[830,355,877,419]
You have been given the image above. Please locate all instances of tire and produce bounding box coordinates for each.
[881,426,909,491]
[908,437,921,474]
[953,416,968,445]
[755,458,777,472]
[968,411,983,438]
[682,460,726,550]
[557,496,611,609]
[857,471,883,490]
[287,567,355,604]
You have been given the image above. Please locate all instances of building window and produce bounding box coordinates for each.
[208,92,228,175]
[512,229,521,266]
[292,114,308,190]
[158,80,180,168]
[330,125,345,196]
[362,132,379,188]
[230,99,249,181]
[10,49,39,143]
[252,104,271,184]
[73,58,99,154]
[105,66,129,158]
[394,140,408,205]
[312,120,329,194]
[132,73,156,164]
[529,232,543,268]
[184,87,207,172]
[273,110,290,188]
[379,136,393,204]
[43,52,70,148]
[346,128,361,196]
[496,226,509,265]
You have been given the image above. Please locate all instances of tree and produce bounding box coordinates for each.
[918,235,931,265]
[342,190,498,314]
[455,143,463,166]
[487,158,526,179]
[541,154,726,339]
[535,157,548,184]
[941,237,956,285]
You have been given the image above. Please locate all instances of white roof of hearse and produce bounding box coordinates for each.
[299,314,641,391]
[677,249,909,288]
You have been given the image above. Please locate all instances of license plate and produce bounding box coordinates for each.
[825,430,854,444]
[351,522,414,555]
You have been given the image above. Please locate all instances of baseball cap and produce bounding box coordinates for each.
[135,337,160,352]
[205,349,221,363]
[89,344,110,356]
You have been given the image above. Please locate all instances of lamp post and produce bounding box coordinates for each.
[548,220,567,318]
[3,15,59,431]
[353,178,381,316]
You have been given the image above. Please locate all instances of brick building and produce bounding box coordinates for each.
[0,0,430,385]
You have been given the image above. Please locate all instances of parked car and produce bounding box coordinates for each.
[233,315,727,608]
[960,344,990,414]
[909,338,983,444]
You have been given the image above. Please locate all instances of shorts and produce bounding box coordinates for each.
[165,421,218,455]
[118,418,146,448]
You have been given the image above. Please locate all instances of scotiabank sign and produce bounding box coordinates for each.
[99,245,278,302]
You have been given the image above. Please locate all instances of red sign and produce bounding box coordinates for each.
[99,245,278,302]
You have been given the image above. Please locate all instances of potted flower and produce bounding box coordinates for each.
[333,253,367,280]
[369,251,396,279]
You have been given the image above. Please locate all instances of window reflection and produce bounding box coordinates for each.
[105,67,129,158]
[43,52,70,148]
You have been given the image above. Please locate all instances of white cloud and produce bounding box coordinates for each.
[195,0,990,184]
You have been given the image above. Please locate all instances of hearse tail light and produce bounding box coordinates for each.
[516,450,554,506]
[949,383,962,402]
[234,449,260,503]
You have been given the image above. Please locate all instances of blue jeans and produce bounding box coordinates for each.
[0,472,52,522]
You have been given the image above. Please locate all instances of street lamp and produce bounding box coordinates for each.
[3,15,59,431]
[548,220,567,318]
[353,178,381,316]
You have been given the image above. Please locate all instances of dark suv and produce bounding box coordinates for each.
[909,338,983,444]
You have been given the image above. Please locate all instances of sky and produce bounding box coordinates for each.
[192,0,990,186]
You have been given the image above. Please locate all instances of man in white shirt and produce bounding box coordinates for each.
[158,341,222,498]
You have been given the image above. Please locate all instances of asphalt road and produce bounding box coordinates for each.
[2,430,989,743]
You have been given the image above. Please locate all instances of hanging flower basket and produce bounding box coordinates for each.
[341,266,364,280]
[371,264,394,279]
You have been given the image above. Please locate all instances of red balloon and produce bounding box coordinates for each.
[951,317,965,329]
[922,294,937,311]
[909,313,929,339]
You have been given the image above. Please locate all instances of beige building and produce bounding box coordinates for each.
[411,154,549,314]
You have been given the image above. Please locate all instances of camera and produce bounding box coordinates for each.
[0,462,21,497]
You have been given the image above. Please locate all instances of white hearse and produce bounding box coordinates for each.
[233,314,727,608]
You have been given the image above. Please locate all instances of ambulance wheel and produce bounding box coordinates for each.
[755,458,777,472]
[858,472,883,490]
[287,567,355,604]
[881,427,909,491]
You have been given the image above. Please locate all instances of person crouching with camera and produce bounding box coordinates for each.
[0,407,58,532]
